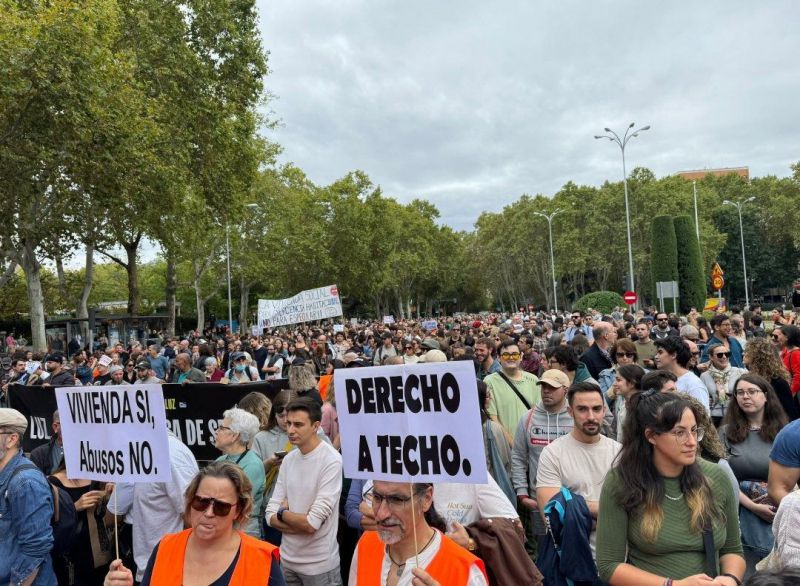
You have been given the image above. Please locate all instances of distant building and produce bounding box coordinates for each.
[674,167,749,181]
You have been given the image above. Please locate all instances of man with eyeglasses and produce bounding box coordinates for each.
[349,481,488,585]
[0,408,57,585]
[700,341,747,423]
[564,311,594,343]
[486,340,541,445]
[650,313,679,341]
[699,314,744,368]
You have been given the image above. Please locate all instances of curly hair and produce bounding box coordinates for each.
[745,337,790,382]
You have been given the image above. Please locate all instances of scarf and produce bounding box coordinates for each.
[707,363,732,405]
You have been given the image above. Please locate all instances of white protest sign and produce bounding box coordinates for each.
[257,285,343,328]
[251,325,261,336]
[333,361,486,484]
[55,384,171,483]
[333,324,344,333]
[421,319,438,330]
[382,315,395,324]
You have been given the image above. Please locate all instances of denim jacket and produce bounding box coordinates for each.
[0,452,57,585]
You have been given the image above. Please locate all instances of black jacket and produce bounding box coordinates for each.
[580,344,613,380]
[30,436,60,475]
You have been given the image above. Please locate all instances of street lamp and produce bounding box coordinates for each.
[532,209,563,312]
[722,196,755,308]
[595,123,650,307]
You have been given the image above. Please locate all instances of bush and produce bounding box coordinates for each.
[573,291,626,315]
[674,215,707,312]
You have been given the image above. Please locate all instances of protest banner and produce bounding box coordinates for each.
[9,380,287,463]
[421,319,438,330]
[333,324,344,333]
[55,384,171,482]
[257,284,343,328]
[382,315,395,324]
[333,361,486,484]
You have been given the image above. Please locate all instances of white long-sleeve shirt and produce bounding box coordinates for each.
[266,440,343,575]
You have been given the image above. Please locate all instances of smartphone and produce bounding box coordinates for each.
[274,451,288,459]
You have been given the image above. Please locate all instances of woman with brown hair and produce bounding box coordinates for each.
[103,461,283,586]
[744,337,798,420]
[719,373,789,572]
[596,391,744,585]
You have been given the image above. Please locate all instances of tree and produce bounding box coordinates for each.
[673,216,707,312]
[650,216,679,313]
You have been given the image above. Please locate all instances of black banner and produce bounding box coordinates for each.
[8,380,288,463]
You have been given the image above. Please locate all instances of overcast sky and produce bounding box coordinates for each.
[256,0,800,231]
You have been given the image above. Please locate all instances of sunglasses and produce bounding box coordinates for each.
[190,495,236,516]
[274,408,286,416]
[500,352,521,360]
[713,352,731,359]
[616,352,636,359]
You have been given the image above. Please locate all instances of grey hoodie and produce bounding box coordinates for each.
[510,401,574,498]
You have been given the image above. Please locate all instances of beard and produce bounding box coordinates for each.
[581,421,600,436]
[377,521,404,545]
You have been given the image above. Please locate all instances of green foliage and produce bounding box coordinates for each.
[673,216,707,312]
[650,216,679,313]
[573,291,626,314]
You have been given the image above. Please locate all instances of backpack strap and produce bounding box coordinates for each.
[497,372,532,410]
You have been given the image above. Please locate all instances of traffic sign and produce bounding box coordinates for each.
[623,291,638,306]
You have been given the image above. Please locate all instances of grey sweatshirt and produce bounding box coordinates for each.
[510,402,574,497]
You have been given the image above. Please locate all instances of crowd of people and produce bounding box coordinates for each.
[2,302,800,586]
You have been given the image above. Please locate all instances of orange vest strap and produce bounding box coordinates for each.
[150,529,277,585]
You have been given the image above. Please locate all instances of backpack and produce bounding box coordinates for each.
[7,464,80,557]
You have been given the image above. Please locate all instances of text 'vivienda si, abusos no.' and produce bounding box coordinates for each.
[335,362,487,484]
[56,384,172,483]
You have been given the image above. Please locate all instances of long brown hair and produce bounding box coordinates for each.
[722,373,788,444]
[616,392,723,542]
[745,337,790,382]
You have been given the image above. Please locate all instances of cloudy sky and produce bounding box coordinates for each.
[255,0,800,231]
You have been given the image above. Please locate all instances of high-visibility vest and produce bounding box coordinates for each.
[149,528,279,585]
[355,530,487,585]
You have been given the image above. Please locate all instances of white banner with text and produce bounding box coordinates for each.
[258,285,343,328]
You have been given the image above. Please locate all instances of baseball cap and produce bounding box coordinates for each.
[539,369,570,389]
[45,352,65,364]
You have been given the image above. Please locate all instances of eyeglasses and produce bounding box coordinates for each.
[691,351,701,356]
[217,425,233,434]
[365,487,425,511]
[274,408,286,416]
[616,352,636,359]
[657,318,668,322]
[735,388,764,398]
[712,352,731,359]
[665,426,705,445]
[190,495,236,516]
[571,316,581,320]
[500,352,521,360]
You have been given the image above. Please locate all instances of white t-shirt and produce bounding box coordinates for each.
[536,432,621,555]
[348,530,488,586]
[265,440,343,575]
[677,371,711,413]
[434,477,518,531]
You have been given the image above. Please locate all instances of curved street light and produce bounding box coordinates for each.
[595,123,650,307]
[532,209,563,312]
[722,196,756,308]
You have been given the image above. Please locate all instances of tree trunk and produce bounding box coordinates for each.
[123,240,141,315]
[239,276,251,335]
[19,240,46,351]
[165,253,177,337]
[76,243,94,341]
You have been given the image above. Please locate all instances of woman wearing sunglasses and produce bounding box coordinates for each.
[598,338,639,397]
[103,461,284,586]
[596,391,744,586]
[700,341,747,425]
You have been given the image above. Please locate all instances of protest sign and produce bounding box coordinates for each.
[251,325,261,336]
[382,315,395,324]
[9,380,287,463]
[257,285,343,328]
[333,324,344,333]
[334,361,486,484]
[55,384,171,482]
[421,319,438,330]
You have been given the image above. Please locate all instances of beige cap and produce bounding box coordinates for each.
[419,349,447,363]
[0,408,28,434]
[539,369,570,389]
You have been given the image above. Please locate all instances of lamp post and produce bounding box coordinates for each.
[533,209,563,312]
[225,224,233,329]
[723,196,755,308]
[595,123,650,308]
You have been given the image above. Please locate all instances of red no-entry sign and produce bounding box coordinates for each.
[623,291,638,305]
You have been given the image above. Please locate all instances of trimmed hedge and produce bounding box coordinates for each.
[674,215,707,312]
[651,216,679,313]
[573,291,626,315]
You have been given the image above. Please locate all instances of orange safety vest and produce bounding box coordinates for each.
[356,530,487,585]
[149,528,279,585]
